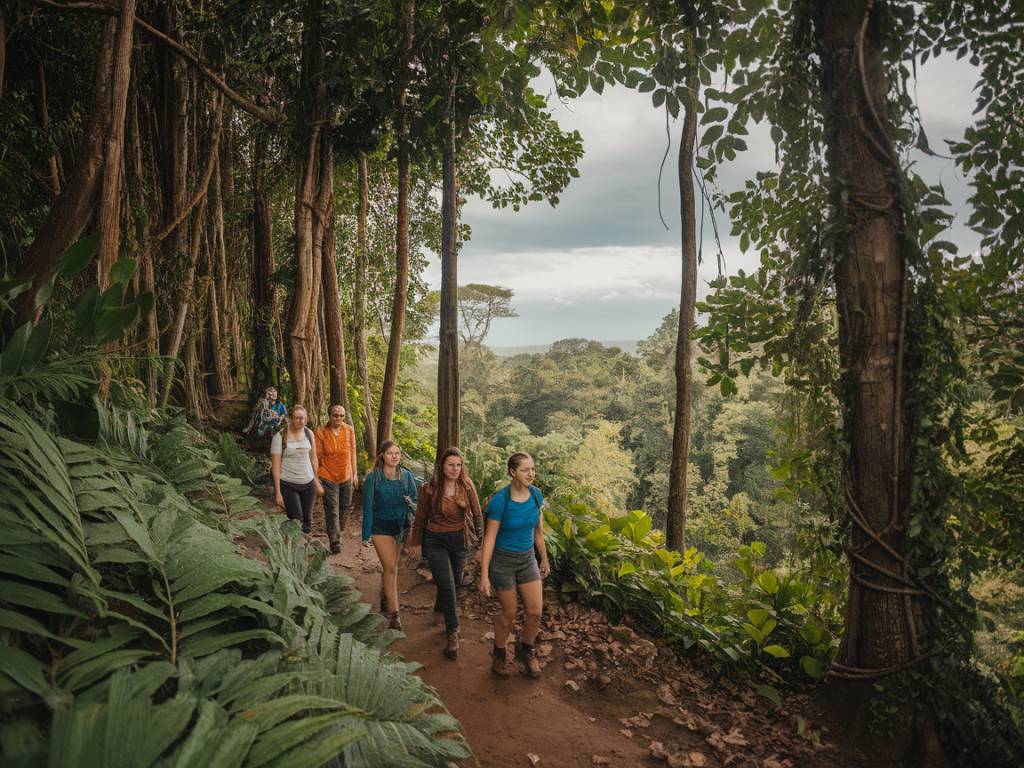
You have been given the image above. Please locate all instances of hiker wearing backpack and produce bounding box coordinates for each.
[480,452,550,678]
[361,440,419,631]
[407,447,485,661]
[270,404,324,534]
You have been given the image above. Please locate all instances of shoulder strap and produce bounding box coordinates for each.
[305,426,315,444]
[530,485,542,509]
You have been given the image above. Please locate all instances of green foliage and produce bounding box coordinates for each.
[543,501,841,682]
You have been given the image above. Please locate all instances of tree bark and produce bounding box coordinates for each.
[204,223,230,397]
[321,184,351,414]
[35,61,62,199]
[14,20,116,323]
[0,15,6,101]
[354,152,377,460]
[666,99,699,552]
[817,0,914,679]
[96,0,137,287]
[436,96,460,451]
[377,0,416,446]
[250,129,277,402]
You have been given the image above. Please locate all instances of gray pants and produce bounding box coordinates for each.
[321,479,353,545]
[423,530,468,634]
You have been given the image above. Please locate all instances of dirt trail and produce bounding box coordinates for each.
[252,496,864,768]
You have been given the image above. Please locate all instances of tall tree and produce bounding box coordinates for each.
[377,0,416,446]
[353,152,377,459]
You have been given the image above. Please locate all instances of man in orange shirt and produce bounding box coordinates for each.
[315,404,359,554]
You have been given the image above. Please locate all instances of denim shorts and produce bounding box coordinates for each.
[489,547,541,591]
[371,517,403,537]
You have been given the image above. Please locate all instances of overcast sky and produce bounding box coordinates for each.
[423,54,981,348]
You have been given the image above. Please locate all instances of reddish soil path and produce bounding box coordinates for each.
[249,493,866,768]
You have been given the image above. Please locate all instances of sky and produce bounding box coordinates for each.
[422,53,981,348]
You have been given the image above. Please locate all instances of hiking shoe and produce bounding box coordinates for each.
[444,631,460,660]
[388,611,403,631]
[491,645,514,677]
[517,642,542,679]
[329,541,342,555]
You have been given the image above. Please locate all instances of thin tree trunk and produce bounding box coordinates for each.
[35,61,62,199]
[377,0,415,446]
[96,0,137,286]
[0,15,6,101]
[436,95,460,451]
[354,152,376,460]
[14,21,116,322]
[666,99,698,552]
[160,186,209,406]
[205,224,229,397]
[321,181,351,414]
[250,129,277,401]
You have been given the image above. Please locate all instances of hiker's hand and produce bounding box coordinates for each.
[539,558,550,579]
[480,575,491,598]
[275,493,285,509]
[314,481,324,497]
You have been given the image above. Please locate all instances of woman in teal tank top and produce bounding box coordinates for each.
[479,452,550,678]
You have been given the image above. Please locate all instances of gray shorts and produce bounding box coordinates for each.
[489,547,541,591]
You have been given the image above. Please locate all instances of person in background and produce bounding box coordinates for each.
[247,386,287,437]
[315,404,358,555]
[361,440,418,631]
[407,447,484,660]
[270,404,324,534]
[479,452,550,678]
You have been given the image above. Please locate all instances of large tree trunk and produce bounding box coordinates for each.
[354,153,377,460]
[666,100,698,552]
[377,0,415,446]
[250,130,277,402]
[14,21,116,322]
[816,3,938,763]
[96,0,138,286]
[436,99,460,452]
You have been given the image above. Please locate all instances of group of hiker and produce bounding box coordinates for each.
[262,394,550,679]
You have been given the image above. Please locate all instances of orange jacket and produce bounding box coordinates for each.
[315,423,357,483]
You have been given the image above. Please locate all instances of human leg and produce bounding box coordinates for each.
[423,532,462,635]
[322,479,341,550]
[279,480,304,524]
[297,481,316,534]
[371,534,401,629]
[491,586,518,676]
[338,480,353,534]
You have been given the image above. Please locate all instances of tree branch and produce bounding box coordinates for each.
[37,0,286,124]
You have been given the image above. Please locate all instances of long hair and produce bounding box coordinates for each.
[372,439,400,474]
[428,447,474,513]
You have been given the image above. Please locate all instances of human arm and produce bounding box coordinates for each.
[407,486,431,550]
[466,481,485,542]
[479,517,501,597]
[270,434,284,508]
[309,431,324,495]
[361,472,374,542]
[534,512,550,579]
[346,425,358,487]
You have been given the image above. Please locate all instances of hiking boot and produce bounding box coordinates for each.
[491,645,514,677]
[444,631,460,660]
[517,642,542,679]
[388,611,403,632]
[329,540,342,555]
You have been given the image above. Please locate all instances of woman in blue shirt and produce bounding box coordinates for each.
[480,452,550,678]
[362,440,418,631]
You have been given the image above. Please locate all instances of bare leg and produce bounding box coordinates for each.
[493,587,518,648]
[372,534,400,615]
[518,579,543,646]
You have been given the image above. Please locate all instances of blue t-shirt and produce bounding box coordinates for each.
[486,485,544,554]
[361,468,417,541]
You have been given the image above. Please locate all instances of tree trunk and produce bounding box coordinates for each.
[204,223,230,397]
[96,0,137,286]
[0,15,6,101]
[666,99,699,552]
[35,61,62,199]
[436,101,460,451]
[14,20,116,322]
[287,0,328,409]
[354,152,376,460]
[250,130,277,402]
[377,0,416,446]
[321,184,351,414]
[211,145,233,388]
